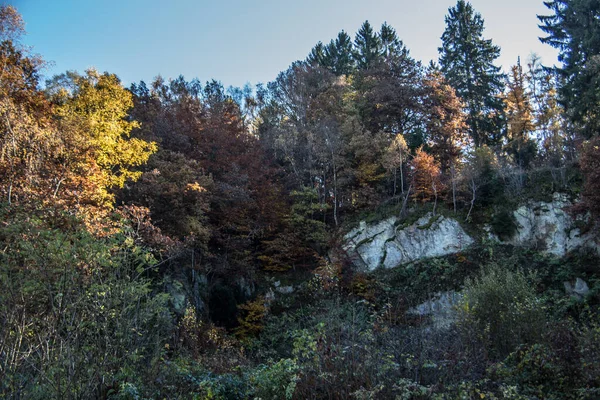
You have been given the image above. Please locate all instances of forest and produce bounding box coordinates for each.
[1,0,599,398]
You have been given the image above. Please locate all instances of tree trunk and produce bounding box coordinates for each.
[466,178,476,221]
[432,181,438,216]
[400,184,412,218]
[392,167,397,199]
[331,152,339,227]
[451,164,457,214]
[400,155,404,194]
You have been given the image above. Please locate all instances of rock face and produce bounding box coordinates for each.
[407,291,462,329]
[509,193,598,257]
[342,193,599,271]
[343,213,474,271]
[564,278,590,300]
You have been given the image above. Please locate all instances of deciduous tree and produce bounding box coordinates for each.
[504,58,537,168]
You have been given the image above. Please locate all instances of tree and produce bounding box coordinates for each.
[539,0,600,138]
[0,5,49,206]
[353,21,382,70]
[260,62,337,188]
[354,35,424,138]
[461,146,503,221]
[307,41,327,66]
[526,54,569,165]
[49,70,157,208]
[576,136,600,221]
[439,0,506,148]
[118,150,213,248]
[308,32,355,76]
[410,147,444,215]
[423,68,468,174]
[380,22,402,60]
[504,58,537,168]
[382,134,409,198]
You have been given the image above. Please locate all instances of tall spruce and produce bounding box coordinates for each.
[307,41,327,67]
[325,31,355,75]
[307,32,355,75]
[353,21,382,70]
[538,0,600,138]
[380,22,402,60]
[438,0,505,148]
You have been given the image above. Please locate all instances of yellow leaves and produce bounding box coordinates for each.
[383,134,408,170]
[52,69,157,209]
[234,296,268,338]
[357,162,385,183]
[186,182,208,193]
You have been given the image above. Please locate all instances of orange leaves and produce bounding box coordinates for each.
[423,70,468,173]
[410,147,444,204]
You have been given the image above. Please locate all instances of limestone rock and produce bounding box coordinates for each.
[165,279,188,315]
[510,193,598,256]
[564,277,590,299]
[276,285,294,294]
[407,291,462,329]
[343,213,474,271]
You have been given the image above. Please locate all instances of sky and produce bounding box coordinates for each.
[11,0,559,88]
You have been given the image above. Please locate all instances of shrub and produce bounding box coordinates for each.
[458,264,546,359]
[234,296,268,339]
[0,208,172,399]
[250,358,299,400]
[491,208,518,240]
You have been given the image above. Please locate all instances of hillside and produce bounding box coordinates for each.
[1,1,600,399]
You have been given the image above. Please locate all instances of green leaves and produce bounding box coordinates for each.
[439,0,506,147]
[539,0,600,138]
[0,206,171,398]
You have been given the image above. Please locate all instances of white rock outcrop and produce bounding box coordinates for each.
[342,194,599,271]
[407,291,463,329]
[343,213,474,271]
[509,193,598,256]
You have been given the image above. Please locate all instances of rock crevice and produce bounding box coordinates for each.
[343,213,474,271]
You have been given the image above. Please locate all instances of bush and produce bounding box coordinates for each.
[0,207,172,399]
[250,358,299,400]
[491,208,518,241]
[458,264,546,359]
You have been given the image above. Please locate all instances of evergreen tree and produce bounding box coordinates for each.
[307,42,326,66]
[380,22,402,60]
[538,0,600,138]
[439,0,505,148]
[324,31,355,76]
[353,21,382,70]
[526,54,569,164]
[308,32,354,76]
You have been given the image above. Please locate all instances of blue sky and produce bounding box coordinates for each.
[11,0,558,88]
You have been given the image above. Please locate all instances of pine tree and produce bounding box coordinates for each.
[438,0,505,148]
[538,0,600,138]
[353,21,382,70]
[308,32,354,76]
[325,31,355,75]
[354,23,423,137]
[526,54,569,164]
[307,42,327,67]
[380,22,402,60]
